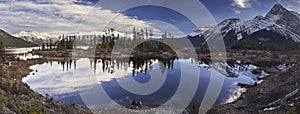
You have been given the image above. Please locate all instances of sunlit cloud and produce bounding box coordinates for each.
[233,0,249,8]
[230,0,258,14]
[0,0,159,35]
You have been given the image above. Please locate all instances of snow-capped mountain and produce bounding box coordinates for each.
[190,24,215,37]
[194,3,300,48]
[14,30,58,45]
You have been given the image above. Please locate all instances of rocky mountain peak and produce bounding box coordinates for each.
[260,3,300,36]
[272,3,286,10]
[266,3,289,17]
[191,3,300,48]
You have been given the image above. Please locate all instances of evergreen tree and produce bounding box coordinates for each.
[149,29,153,39]
[137,31,140,39]
[140,29,144,39]
[66,38,70,49]
[109,40,115,49]
[49,40,53,50]
[164,31,167,39]
[161,34,165,39]
[56,42,61,50]
[145,28,149,39]
[61,38,65,50]
[70,38,74,49]
[133,27,137,39]
[46,42,49,50]
[101,35,109,49]
[42,43,46,50]
[73,35,77,49]
[0,41,4,56]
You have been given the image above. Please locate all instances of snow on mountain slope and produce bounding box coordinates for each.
[14,30,58,45]
[194,3,300,47]
[191,24,215,37]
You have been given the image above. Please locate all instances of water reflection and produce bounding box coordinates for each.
[5,47,40,54]
[55,56,177,75]
[22,57,268,108]
[15,53,43,61]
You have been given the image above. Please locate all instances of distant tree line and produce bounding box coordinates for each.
[41,40,55,51]
[96,27,179,51]
[56,36,74,50]
[231,39,300,51]
[41,35,74,51]
[44,27,179,52]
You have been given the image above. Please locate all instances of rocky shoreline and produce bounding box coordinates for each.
[207,64,299,113]
[0,55,92,114]
[207,50,300,114]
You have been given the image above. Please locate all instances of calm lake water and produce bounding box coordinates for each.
[22,57,268,110]
[5,47,40,54]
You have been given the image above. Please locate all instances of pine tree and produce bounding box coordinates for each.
[46,42,49,50]
[0,41,4,56]
[133,27,137,39]
[42,43,46,50]
[66,38,70,49]
[137,31,140,39]
[70,38,74,49]
[61,38,65,50]
[56,42,61,50]
[149,29,153,39]
[140,29,144,39]
[49,40,53,50]
[165,32,167,39]
[109,40,115,49]
[145,28,149,39]
[73,35,76,49]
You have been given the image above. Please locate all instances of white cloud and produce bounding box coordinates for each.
[233,0,248,8]
[0,0,159,35]
[233,10,241,14]
[232,0,254,8]
[230,0,260,14]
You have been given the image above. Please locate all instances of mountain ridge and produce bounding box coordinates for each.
[13,30,58,45]
[0,29,37,48]
[192,3,300,49]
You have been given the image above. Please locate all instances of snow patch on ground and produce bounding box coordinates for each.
[237,33,243,40]
[223,88,247,104]
[263,105,281,111]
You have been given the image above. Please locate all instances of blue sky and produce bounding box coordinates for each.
[0,0,299,36]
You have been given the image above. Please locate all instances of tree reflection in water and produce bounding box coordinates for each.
[55,56,177,76]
